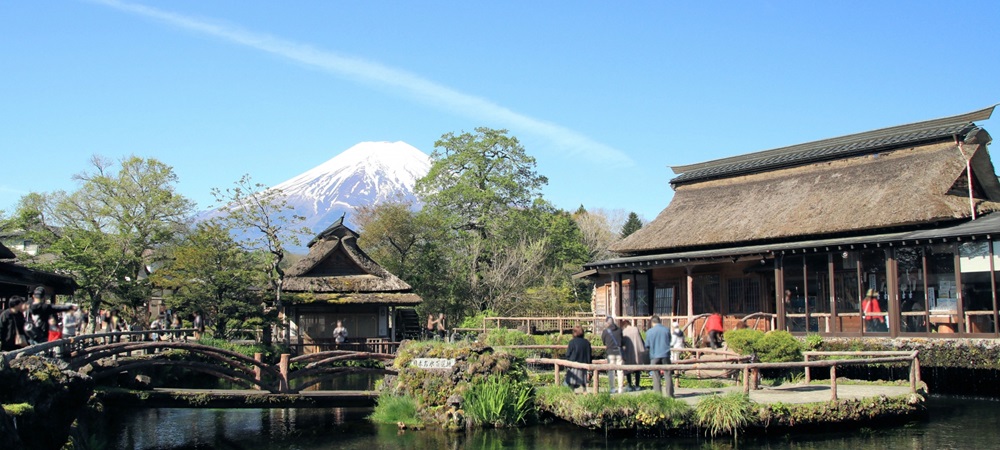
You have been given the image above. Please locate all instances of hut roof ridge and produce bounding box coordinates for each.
[670,105,996,186]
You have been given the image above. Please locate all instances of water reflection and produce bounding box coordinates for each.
[106,397,1000,450]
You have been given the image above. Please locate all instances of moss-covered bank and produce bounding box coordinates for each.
[535,385,925,436]
[0,356,96,450]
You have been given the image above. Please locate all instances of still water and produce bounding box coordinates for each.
[105,396,998,450]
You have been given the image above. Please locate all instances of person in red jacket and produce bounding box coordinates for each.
[706,312,724,349]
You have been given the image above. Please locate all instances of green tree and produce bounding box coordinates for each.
[210,174,308,344]
[416,127,548,238]
[210,174,308,307]
[620,211,643,238]
[14,156,192,326]
[414,128,551,316]
[152,222,266,338]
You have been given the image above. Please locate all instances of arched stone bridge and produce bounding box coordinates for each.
[1,329,396,394]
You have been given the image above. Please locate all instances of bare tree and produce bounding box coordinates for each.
[574,207,627,261]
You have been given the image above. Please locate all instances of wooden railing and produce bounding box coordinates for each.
[1,328,198,366]
[456,313,776,337]
[528,349,921,401]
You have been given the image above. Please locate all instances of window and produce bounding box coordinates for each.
[653,286,675,315]
[692,274,720,314]
[727,277,761,314]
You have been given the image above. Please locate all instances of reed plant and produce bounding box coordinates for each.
[369,394,421,426]
[694,392,754,437]
[463,375,534,428]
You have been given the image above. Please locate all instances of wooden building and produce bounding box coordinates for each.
[0,242,77,306]
[282,217,421,352]
[583,106,1000,338]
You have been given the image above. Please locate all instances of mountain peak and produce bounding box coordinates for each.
[272,141,431,236]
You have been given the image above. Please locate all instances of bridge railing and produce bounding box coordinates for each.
[528,349,920,400]
[1,328,198,366]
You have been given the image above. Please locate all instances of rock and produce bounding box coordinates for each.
[0,356,94,450]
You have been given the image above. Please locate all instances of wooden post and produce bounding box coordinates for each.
[742,367,751,395]
[554,362,561,387]
[592,367,599,394]
[254,352,263,390]
[279,353,290,394]
[804,354,811,383]
[830,364,838,401]
[912,356,921,392]
[751,368,759,390]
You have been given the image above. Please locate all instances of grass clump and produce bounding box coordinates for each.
[370,394,421,426]
[694,393,754,437]
[464,375,534,427]
[2,403,34,417]
[535,386,690,430]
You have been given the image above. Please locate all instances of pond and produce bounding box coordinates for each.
[103,396,999,450]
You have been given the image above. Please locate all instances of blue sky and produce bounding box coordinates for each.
[2,1,999,222]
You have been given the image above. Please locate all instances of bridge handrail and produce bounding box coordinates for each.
[1,328,198,365]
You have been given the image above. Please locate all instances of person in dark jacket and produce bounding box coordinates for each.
[26,286,76,345]
[563,326,592,391]
[0,297,29,351]
[602,316,625,393]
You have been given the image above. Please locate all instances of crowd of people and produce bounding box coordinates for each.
[563,314,715,395]
[0,286,207,353]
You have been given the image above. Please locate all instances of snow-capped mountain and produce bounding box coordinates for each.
[273,141,431,232]
[199,141,431,251]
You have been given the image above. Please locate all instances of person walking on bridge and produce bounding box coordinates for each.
[0,297,29,351]
[25,287,76,345]
[601,316,625,393]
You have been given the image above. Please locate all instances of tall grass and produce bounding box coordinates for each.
[694,392,754,437]
[370,394,421,426]
[464,375,534,428]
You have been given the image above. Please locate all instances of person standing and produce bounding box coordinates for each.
[646,315,673,397]
[670,321,686,350]
[333,320,348,347]
[862,289,885,332]
[563,326,592,392]
[601,316,625,393]
[26,287,76,345]
[436,313,447,340]
[193,312,205,340]
[0,297,29,351]
[62,308,81,338]
[706,312,725,349]
[620,319,647,391]
[426,314,437,340]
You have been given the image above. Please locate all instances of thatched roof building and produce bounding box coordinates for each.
[283,216,421,306]
[611,106,999,256]
[582,106,1000,339]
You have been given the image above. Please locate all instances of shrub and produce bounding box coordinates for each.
[723,329,764,355]
[458,310,498,330]
[755,331,803,363]
[722,329,803,363]
[463,375,534,428]
[480,328,536,347]
[694,393,754,437]
[370,394,421,426]
[804,333,823,350]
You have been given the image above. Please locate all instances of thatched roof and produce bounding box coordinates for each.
[286,292,422,306]
[614,136,1000,254]
[283,220,416,298]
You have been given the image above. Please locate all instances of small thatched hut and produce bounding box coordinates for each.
[583,105,1000,338]
[282,216,421,352]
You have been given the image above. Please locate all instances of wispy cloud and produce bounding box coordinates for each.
[91,0,634,167]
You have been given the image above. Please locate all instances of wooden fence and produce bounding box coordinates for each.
[527,349,920,401]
